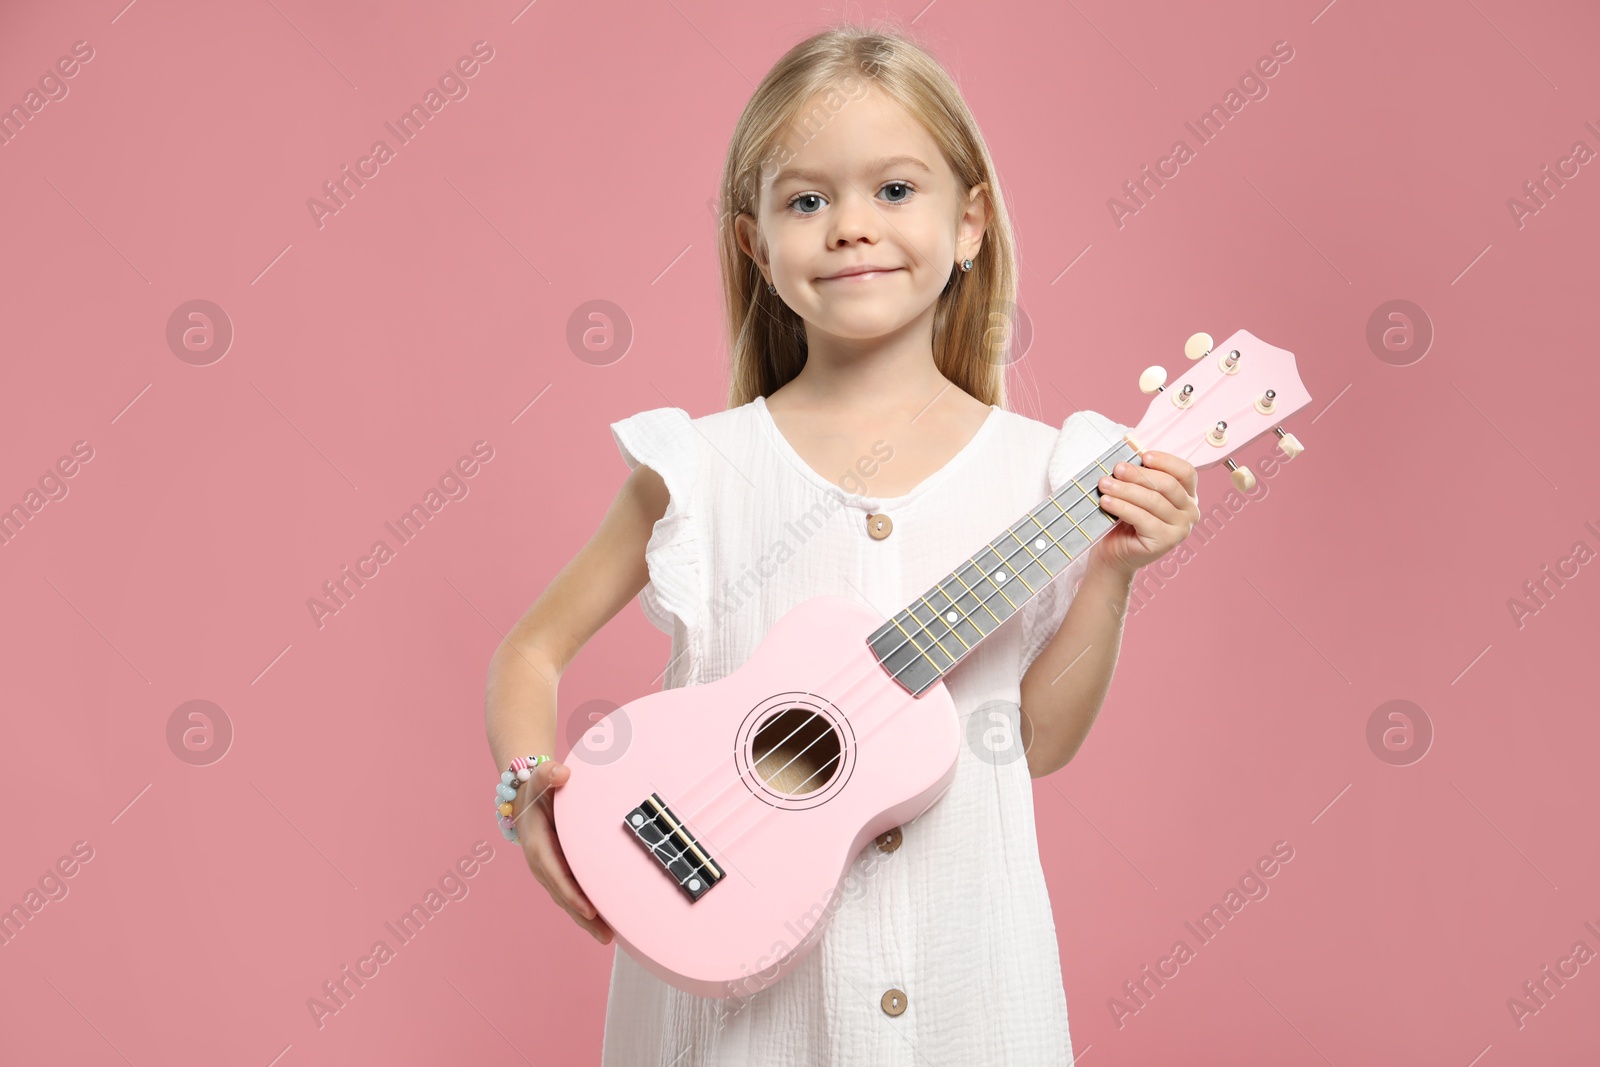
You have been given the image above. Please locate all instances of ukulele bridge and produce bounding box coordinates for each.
[623,793,725,902]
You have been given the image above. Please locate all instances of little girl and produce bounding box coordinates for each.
[483,23,1200,1066]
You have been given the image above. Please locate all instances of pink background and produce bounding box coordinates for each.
[2,0,1597,1063]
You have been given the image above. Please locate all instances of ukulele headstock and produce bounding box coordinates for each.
[1127,329,1312,492]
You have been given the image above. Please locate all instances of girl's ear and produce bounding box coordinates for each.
[733,212,766,274]
[957,182,991,261]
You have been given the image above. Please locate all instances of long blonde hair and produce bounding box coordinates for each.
[717,24,1020,410]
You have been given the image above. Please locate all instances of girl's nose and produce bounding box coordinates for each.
[828,190,881,244]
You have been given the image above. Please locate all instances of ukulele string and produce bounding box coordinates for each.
[643,370,1250,886]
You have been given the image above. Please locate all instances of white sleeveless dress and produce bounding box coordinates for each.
[600,395,1128,1066]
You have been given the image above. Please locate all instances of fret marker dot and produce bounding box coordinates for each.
[688,878,702,891]
[945,610,958,623]
[994,569,1007,582]
[631,813,645,827]
[1034,538,1047,550]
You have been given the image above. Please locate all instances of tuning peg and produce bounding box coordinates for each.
[1226,458,1256,492]
[1184,332,1212,360]
[1275,427,1304,458]
[1139,366,1168,394]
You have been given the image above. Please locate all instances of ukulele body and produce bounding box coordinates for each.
[553,594,959,1000]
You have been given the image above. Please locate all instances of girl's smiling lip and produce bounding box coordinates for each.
[816,266,903,282]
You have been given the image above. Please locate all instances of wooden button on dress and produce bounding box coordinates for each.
[866,512,893,539]
[881,988,907,1016]
[875,826,902,853]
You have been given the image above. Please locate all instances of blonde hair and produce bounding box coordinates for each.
[717,24,1020,410]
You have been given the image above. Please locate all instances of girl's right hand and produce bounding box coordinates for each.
[515,758,614,945]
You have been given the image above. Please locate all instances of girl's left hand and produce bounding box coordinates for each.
[1087,451,1201,580]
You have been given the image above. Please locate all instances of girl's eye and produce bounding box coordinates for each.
[880,181,913,204]
[785,182,916,215]
[788,193,825,215]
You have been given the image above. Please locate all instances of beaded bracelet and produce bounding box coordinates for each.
[495,754,551,843]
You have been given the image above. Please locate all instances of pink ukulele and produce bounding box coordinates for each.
[554,329,1311,999]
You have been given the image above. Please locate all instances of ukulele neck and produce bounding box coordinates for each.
[866,436,1141,696]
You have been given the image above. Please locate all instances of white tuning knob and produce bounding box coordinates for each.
[1184,332,1213,360]
[1226,458,1256,492]
[1276,428,1304,458]
[1139,366,1168,394]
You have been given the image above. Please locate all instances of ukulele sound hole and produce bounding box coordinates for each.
[750,708,843,796]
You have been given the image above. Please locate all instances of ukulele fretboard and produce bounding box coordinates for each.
[866,437,1140,695]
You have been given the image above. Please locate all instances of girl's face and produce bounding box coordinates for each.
[736,87,988,345]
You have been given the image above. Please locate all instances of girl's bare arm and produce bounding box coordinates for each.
[1018,562,1134,778]
[484,462,668,940]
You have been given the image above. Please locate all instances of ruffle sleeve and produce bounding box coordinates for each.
[609,407,703,645]
[1018,409,1131,678]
